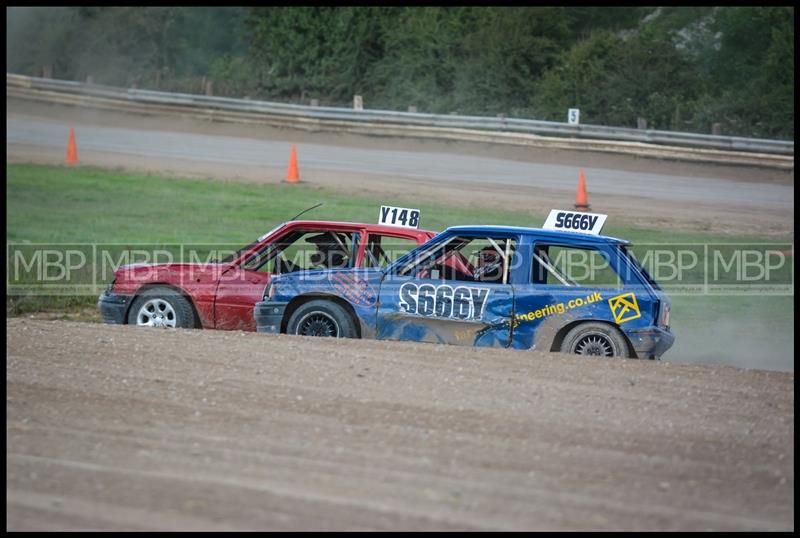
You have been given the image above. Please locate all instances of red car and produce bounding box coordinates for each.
[98,220,437,331]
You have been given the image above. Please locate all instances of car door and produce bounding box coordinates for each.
[212,228,294,331]
[376,234,516,347]
[213,227,358,331]
[213,266,273,331]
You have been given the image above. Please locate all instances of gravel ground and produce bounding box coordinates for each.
[6,319,794,531]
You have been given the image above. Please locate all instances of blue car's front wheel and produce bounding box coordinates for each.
[286,300,358,338]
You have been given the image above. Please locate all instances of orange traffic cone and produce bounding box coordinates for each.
[575,168,590,211]
[286,144,300,183]
[65,127,78,165]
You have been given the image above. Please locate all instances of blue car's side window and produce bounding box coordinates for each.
[532,244,622,290]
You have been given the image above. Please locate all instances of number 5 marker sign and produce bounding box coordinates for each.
[568,108,580,125]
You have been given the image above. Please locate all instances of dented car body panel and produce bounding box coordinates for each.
[377,277,514,347]
[256,224,675,358]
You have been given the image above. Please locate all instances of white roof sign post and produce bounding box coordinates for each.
[543,209,607,235]
[379,205,421,229]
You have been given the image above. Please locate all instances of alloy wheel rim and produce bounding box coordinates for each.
[136,298,177,328]
[574,333,615,356]
[296,312,339,337]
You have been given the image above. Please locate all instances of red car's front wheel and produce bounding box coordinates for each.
[127,287,196,329]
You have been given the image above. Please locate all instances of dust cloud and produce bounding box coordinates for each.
[665,296,794,372]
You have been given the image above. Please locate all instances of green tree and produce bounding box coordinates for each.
[6,6,793,138]
[533,31,624,123]
[455,7,570,116]
[367,7,464,112]
[698,6,794,138]
[245,7,394,104]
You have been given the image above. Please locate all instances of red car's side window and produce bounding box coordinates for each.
[244,230,359,273]
[362,234,422,269]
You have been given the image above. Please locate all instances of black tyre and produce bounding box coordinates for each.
[559,322,630,358]
[127,286,196,329]
[286,300,357,338]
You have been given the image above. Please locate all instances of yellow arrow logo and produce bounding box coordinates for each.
[608,292,641,324]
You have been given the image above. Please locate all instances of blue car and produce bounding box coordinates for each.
[254,210,674,359]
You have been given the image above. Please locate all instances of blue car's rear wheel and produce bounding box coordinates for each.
[560,322,630,358]
[286,300,357,338]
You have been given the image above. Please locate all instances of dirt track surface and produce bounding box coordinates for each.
[6,319,794,531]
[6,97,794,237]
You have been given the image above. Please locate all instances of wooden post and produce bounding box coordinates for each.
[86,75,94,85]
[637,117,648,130]
[353,95,363,111]
[42,65,52,78]
[408,105,417,113]
[310,99,319,107]
[205,80,213,96]
[712,123,721,136]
